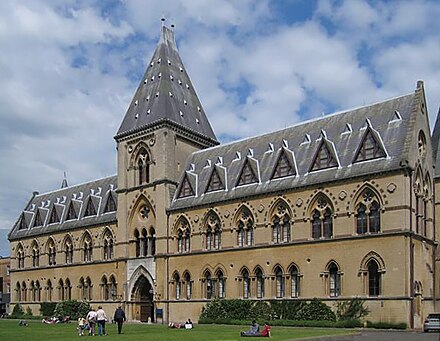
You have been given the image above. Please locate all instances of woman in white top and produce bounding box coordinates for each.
[96,306,108,336]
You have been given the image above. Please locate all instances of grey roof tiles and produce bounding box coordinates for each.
[9,175,117,240]
[171,92,417,211]
[115,26,218,145]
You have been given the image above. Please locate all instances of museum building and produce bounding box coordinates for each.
[8,25,440,329]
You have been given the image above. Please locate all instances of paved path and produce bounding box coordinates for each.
[307,330,438,341]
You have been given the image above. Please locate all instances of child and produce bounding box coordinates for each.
[77,316,86,336]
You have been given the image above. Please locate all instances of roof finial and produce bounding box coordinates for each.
[61,171,68,189]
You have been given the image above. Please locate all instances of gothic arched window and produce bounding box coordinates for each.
[290,265,300,298]
[236,208,254,247]
[328,262,340,297]
[176,218,191,253]
[137,148,150,185]
[205,212,221,250]
[103,231,114,260]
[275,266,285,298]
[356,189,381,234]
[368,260,381,296]
[47,238,56,266]
[217,270,225,298]
[255,268,264,299]
[184,271,192,300]
[242,269,250,299]
[17,244,25,269]
[31,242,39,267]
[64,237,73,264]
[83,234,93,262]
[271,202,291,244]
[311,196,333,239]
[174,272,181,300]
[204,271,213,299]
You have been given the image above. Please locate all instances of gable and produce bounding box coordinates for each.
[236,158,258,186]
[206,167,225,193]
[310,139,338,172]
[177,173,195,198]
[353,127,386,163]
[271,148,296,179]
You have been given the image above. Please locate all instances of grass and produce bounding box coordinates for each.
[0,319,355,341]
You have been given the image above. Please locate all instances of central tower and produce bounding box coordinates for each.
[114,23,218,322]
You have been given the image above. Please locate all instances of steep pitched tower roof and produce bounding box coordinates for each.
[432,106,440,178]
[115,24,218,146]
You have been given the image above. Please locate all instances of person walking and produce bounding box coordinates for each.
[113,306,126,334]
[96,305,108,336]
[86,307,97,336]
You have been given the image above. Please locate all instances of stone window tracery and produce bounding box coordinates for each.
[205,212,221,250]
[236,208,254,247]
[272,202,291,243]
[176,218,191,253]
[311,196,333,239]
[355,189,381,234]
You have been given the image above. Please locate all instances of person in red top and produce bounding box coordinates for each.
[260,322,271,337]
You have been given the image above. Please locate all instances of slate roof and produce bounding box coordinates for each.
[115,25,218,145]
[8,175,117,241]
[432,106,440,178]
[170,91,418,211]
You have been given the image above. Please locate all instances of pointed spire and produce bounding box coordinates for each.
[115,20,218,146]
[61,171,68,189]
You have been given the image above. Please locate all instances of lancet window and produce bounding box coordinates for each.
[271,202,291,243]
[355,188,381,234]
[236,208,254,247]
[311,196,333,239]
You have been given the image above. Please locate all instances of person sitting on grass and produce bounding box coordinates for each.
[240,320,260,336]
[260,322,271,337]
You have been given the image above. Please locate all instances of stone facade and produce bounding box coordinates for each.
[7,26,439,329]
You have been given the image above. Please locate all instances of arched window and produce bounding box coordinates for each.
[59,279,65,301]
[290,265,300,298]
[83,233,93,262]
[356,189,381,234]
[174,273,181,300]
[142,228,148,256]
[311,196,333,239]
[205,212,221,250]
[271,202,291,243]
[367,260,381,296]
[236,208,254,247]
[109,276,117,301]
[242,269,250,299]
[134,229,140,257]
[137,147,150,185]
[32,242,40,267]
[17,244,25,269]
[328,262,340,297]
[46,280,53,302]
[64,237,73,264]
[86,277,92,301]
[103,230,114,260]
[102,276,109,301]
[176,218,191,253]
[217,270,225,298]
[16,282,21,301]
[275,266,285,298]
[35,280,41,301]
[30,281,35,301]
[184,271,192,300]
[255,268,264,299]
[65,278,71,300]
[47,238,56,266]
[149,227,156,256]
[21,281,27,302]
[204,271,213,299]
[79,277,86,300]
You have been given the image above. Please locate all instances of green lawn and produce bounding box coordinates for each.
[0,320,356,341]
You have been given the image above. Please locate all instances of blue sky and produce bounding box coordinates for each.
[1,0,440,256]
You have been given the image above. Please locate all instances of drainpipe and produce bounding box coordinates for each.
[408,169,414,329]
[166,211,170,324]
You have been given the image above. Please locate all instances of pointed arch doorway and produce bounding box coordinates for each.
[132,275,154,322]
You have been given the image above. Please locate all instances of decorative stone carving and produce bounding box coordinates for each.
[258,204,265,213]
[224,210,230,218]
[128,145,133,153]
[296,198,303,207]
[193,215,199,223]
[149,138,156,146]
[387,183,397,193]
[338,191,347,201]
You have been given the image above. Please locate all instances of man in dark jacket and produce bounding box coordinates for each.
[113,306,126,334]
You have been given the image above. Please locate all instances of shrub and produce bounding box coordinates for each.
[11,304,25,319]
[336,298,369,320]
[366,321,407,330]
[268,300,305,320]
[53,300,90,320]
[251,301,273,321]
[40,302,57,317]
[295,298,336,321]
[200,299,253,320]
